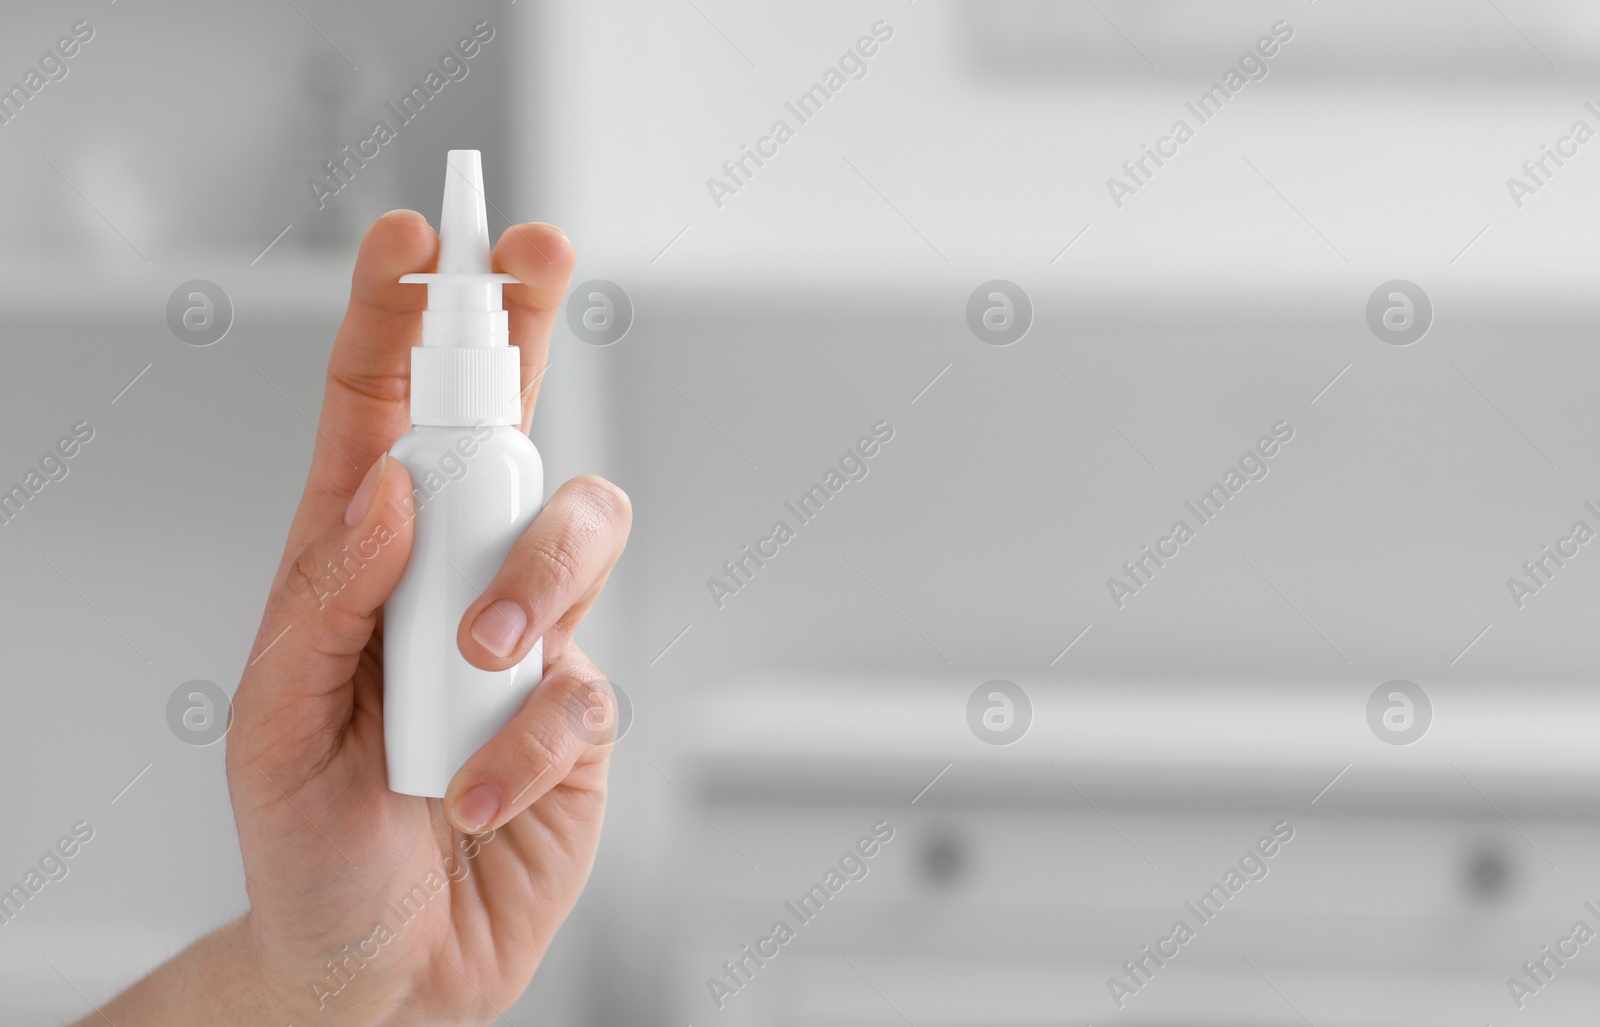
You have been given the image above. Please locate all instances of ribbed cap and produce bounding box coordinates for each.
[410,346,521,425]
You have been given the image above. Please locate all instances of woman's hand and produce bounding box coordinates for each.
[84,212,630,1026]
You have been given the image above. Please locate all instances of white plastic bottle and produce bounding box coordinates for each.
[384,150,544,797]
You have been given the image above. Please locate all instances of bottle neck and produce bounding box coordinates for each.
[419,309,510,348]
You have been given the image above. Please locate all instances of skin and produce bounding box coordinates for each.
[73,212,631,1026]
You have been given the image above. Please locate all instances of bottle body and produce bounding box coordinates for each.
[384,424,544,797]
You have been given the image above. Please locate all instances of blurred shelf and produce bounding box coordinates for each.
[674,675,1600,806]
[0,249,358,320]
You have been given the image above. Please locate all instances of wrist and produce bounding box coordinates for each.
[236,911,309,1020]
[241,910,421,1027]
[75,914,298,1027]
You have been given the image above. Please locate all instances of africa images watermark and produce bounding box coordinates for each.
[1505,500,1600,610]
[0,820,96,927]
[1107,420,1296,609]
[308,679,625,1010]
[706,420,896,610]
[1107,819,1295,1009]
[705,19,895,209]
[0,19,95,128]
[0,419,96,529]
[306,19,497,211]
[1105,19,1295,209]
[1504,101,1600,209]
[312,423,491,610]
[309,828,498,1010]
[1505,898,1600,1009]
[705,819,896,1011]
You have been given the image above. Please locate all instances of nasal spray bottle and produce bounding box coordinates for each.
[384,150,544,797]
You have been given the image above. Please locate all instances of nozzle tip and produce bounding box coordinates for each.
[437,149,491,275]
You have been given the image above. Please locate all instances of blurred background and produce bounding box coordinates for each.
[4,0,1600,1023]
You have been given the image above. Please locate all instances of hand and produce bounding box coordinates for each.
[83,212,631,1026]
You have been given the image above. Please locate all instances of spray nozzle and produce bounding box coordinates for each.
[399,150,525,427]
[437,149,493,274]
[399,149,519,348]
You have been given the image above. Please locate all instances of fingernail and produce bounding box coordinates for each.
[381,208,418,219]
[471,599,528,658]
[345,455,385,526]
[451,783,500,833]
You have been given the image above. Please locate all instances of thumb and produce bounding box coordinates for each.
[232,454,415,764]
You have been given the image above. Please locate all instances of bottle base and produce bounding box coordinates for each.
[386,773,448,799]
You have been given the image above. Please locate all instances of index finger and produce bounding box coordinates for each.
[281,210,437,563]
[283,216,573,569]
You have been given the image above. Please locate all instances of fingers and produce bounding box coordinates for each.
[233,454,416,762]
[444,646,616,834]
[492,223,575,431]
[284,211,437,560]
[456,476,631,671]
[285,216,575,557]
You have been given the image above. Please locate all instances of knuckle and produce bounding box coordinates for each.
[511,720,569,778]
[328,367,409,405]
[281,541,368,653]
[284,545,331,609]
[562,678,616,744]
[525,532,583,593]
